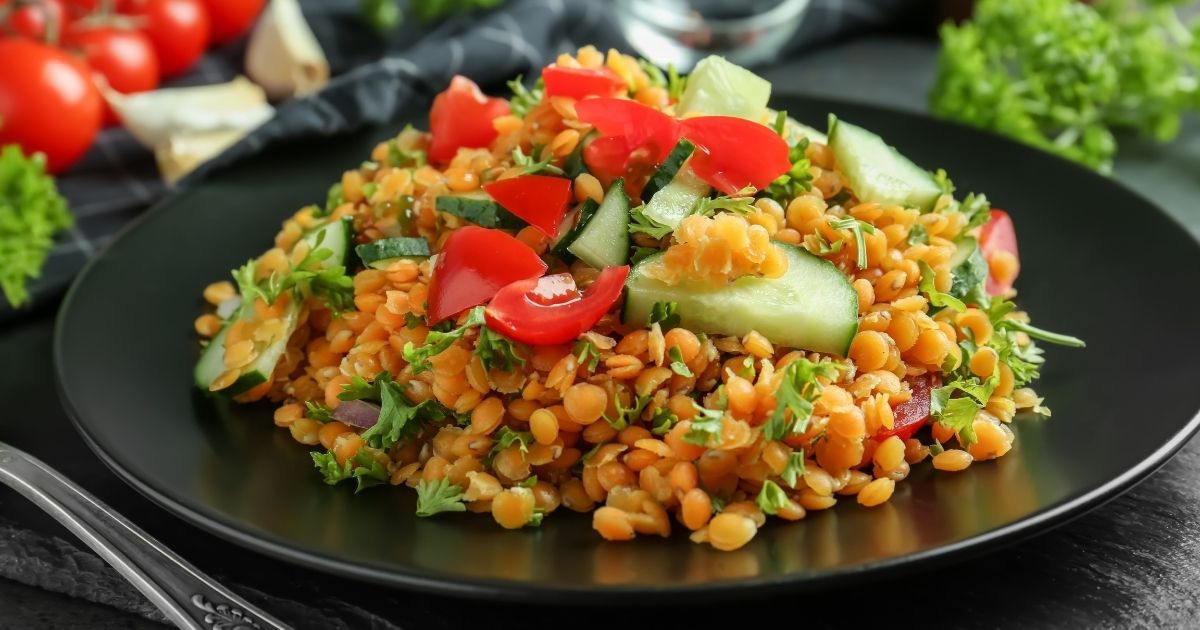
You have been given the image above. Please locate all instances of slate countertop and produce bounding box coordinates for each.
[2,37,1198,629]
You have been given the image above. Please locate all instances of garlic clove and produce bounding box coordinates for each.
[154,129,247,184]
[245,0,330,101]
[104,76,274,150]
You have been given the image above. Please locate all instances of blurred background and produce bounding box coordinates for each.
[2,0,1198,314]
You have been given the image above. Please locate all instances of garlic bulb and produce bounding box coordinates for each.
[245,0,330,101]
[104,76,274,150]
[154,129,246,184]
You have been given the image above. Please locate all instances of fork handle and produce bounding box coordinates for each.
[0,442,290,630]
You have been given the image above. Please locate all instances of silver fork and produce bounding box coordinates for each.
[0,440,290,630]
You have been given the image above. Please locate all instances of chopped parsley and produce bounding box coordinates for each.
[488,426,532,460]
[404,312,425,329]
[907,223,929,246]
[0,145,73,307]
[649,301,681,330]
[338,371,450,450]
[762,358,844,441]
[476,325,527,372]
[649,407,678,436]
[668,346,693,377]
[932,394,981,446]
[629,204,674,239]
[403,306,496,374]
[780,450,806,488]
[527,508,546,527]
[682,403,725,447]
[828,217,876,270]
[667,63,686,102]
[574,339,602,373]
[631,246,660,265]
[506,75,544,118]
[756,480,790,515]
[304,401,334,423]
[319,182,344,217]
[918,260,967,313]
[763,113,814,203]
[511,144,564,176]
[693,187,757,216]
[605,393,651,431]
[232,225,355,315]
[386,128,428,167]
[518,475,539,488]
[639,58,667,88]
[415,478,467,517]
[311,449,388,493]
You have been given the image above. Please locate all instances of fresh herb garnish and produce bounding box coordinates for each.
[780,450,806,488]
[305,401,334,423]
[387,132,427,168]
[311,449,389,493]
[403,306,485,374]
[756,480,790,515]
[918,260,967,313]
[668,346,693,377]
[511,145,564,176]
[233,225,355,315]
[476,325,527,372]
[0,145,72,308]
[506,74,545,118]
[682,403,725,447]
[605,393,651,431]
[489,426,532,458]
[649,301,681,330]
[828,217,876,270]
[639,59,667,88]
[649,406,678,436]
[907,223,929,246]
[667,63,686,102]
[693,187,758,216]
[762,358,844,440]
[415,478,467,517]
[629,204,674,239]
[574,339,602,373]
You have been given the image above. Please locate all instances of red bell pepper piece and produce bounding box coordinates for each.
[979,209,1020,295]
[482,174,572,237]
[484,266,630,346]
[542,65,627,100]
[428,75,510,164]
[679,116,793,194]
[877,373,940,441]
[426,226,547,324]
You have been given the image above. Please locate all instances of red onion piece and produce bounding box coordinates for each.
[331,399,381,429]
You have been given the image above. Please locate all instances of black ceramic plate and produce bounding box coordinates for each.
[55,95,1200,602]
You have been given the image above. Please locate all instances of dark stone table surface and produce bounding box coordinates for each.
[2,37,1198,629]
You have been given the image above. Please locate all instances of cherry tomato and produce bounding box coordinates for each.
[62,0,100,18]
[575,97,679,193]
[979,209,1020,295]
[484,266,630,346]
[199,0,263,44]
[63,24,159,125]
[541,65,626,100]
[428,75,509,165]
[679,116,792,194]
[877,373,939,442]
[0,38,102,173]
[120,0,210,78]
[483,175,572,237]
[1,0,66,38]
[426,226,547,324]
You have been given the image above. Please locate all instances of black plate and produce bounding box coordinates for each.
[55,95,1200,601]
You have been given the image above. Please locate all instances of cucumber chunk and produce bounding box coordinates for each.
[436,194,524,229]
[623,244,859,356]
[827,115,942,212]
[567,179,630,268]
[948,236,988,299]
[550,198,599,261]
[301,216,354,268]
[356,237,432,270]
[677,55,771,120]
[641,165,710,230]
[642,139,695,201]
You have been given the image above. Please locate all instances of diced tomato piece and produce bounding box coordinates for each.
[542,65,627,100]
[484,266,630,346]
[877,373,940,441]
[575,98,680,190]
[426,226,547,324]
[679,116,792,194]
[482,174,572,237]
[428,75,510,164]
[979,209,1020,295]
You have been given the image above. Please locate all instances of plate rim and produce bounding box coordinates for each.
[53,93,1200,602]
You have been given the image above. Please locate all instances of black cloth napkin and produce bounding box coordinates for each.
[1,0,912,625]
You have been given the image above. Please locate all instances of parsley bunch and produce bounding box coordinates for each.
[0,146,72,308]
[931,0,1200,173]
[403,306,526,374]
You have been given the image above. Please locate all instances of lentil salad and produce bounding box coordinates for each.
[192,49,1083,551]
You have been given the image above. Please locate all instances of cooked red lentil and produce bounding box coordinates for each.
[193,48,1082,551]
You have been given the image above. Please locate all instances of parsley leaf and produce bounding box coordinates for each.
[387,133,427,168]
[403,306,486,374]
[999,319,1086,348]
[415,478,467,517]
[476,325,527,372]
[629,205,674,239]
[305,401,334,423]
[639,59,667,88]
[932,395,981,446]
[668,346,693,377]
[605,393,651,431]
[667,63,686,102]
[507,75,544,118]
[649,301,681,330]
[518,475,539,488]
[527,508,546,527]
[311,449,389,493]
[232,222,355,315]
[756,480,790,515]
[780,450,806,488]
[907,223,929,246]
[693,187,758,216]
[949,241,989,300]
[762,115,814,203]
[682,403,725,447]
[828,217,876,270]
[631,246,660,265]
[511,145,564,176]
[649,407,678,436]
[489,426,532,459]
[361,379,448,449]
[0,146,72,307]
[574,339,602,373]
[918,260,967,312]
[762,358,844,441]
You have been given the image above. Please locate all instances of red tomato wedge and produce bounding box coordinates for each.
[428,75,510,164]
[679,116,792,194]
[542,66,627,100]
[576,97,680,187]
[426,226,547,324]
[878,373,939,441]
[979,209,1020,295]
[483,175,572,237]
[485,266,630,346]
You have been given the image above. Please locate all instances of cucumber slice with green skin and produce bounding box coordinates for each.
[642,139,695,201]
[677,55,771,120]
[641,165,710,230]
[193,301,301,395]
[356,237,432,269]
[828,114,942,213]
[436,194,525,230]
[195,217,351,395]
[948,236,988,299]
[550,198,599,262]
[301,216,354,268]
[567,179,631,268]
[623,244,859,356]
[563,130,595,179]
